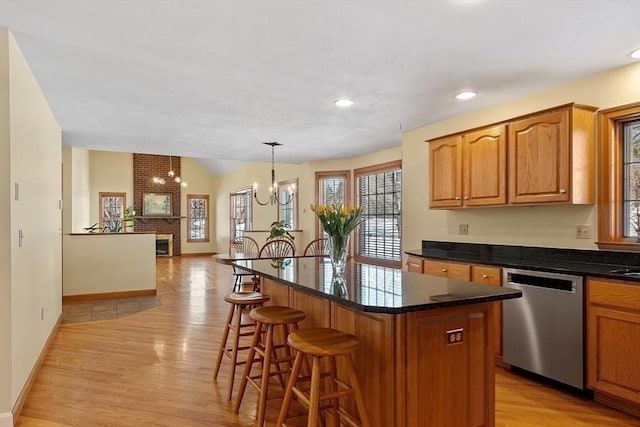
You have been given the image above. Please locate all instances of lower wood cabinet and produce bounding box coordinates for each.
[422,258,504,364]
[405,255,424,273]
[587,277,640,417]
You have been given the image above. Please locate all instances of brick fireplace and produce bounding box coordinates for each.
[133,154,182,256]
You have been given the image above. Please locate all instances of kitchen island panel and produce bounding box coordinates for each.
[331,303,399,427]
[290,286,331,329]
[407,303,494,427]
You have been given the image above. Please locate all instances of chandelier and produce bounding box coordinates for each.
[153,155,187,187]
[253,142,295,206]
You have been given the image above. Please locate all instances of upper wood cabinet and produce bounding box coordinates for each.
[429,125,506,208]
[429,135,463,208]
[508,105,595,205]
[427,103,595,209]
[464,125,507,207]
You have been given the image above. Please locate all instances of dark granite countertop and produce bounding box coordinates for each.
[232,257,521,314]
[406,241,640,283]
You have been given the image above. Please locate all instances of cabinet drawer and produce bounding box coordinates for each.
[588,278,640,311]
[424,260,470,280]
[471,266,502,286]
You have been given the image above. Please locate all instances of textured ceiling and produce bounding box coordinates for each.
[0,0,639,176]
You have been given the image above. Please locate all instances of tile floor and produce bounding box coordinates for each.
[62,295,161,324]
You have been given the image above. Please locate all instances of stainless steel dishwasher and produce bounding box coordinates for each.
[502,268,584,389]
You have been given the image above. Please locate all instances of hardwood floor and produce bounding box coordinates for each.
[17,256,640,426]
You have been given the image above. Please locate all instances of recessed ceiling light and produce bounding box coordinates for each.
[631,49,640,59]
[454,91,478,100]
[335,99,354,107]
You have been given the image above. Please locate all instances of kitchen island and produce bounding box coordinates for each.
[233,257,521,427]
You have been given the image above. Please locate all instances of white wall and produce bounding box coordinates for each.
[89,150,133,227]
[3,28,62,421]
[180,157,216,254]
[402,62,640,253]
[62,147,91,233]
[0,28,13,426]
[63,234,155,296]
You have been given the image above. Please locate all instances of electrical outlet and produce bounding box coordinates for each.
[459,224,469,235]
[575,224,591,239]
[445,328,464,345]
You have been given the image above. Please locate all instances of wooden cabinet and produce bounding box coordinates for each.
[405,255,424,273]
[429,135,462,208]
[587,277,640,417]
[406,303,495,426]
[423,259,504,363]
[429,125,506,208]
[423,259,471,280]
[464,125,507,207]
[427,103,595,209]
[508,105,595,205]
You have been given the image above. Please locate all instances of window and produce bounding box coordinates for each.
[355,161,402,267]
[598,102,640,251]
[315,171,350,238]
[230,187,253,245]
[277,178,298,229]
[187,194,209,242]
[99,192,125,233]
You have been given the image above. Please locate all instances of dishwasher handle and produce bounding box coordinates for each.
[506,272,577,293]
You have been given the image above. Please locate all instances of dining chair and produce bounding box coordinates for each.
[230,236,259,291]
[303,238,330,256]
[230,236,259,256]
[259,239,295,259]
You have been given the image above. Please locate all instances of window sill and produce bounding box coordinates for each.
[596,241,640,252]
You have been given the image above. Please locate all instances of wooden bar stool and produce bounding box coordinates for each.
[234,305,306,427]
[277,327,371,427]
[213,291,271,401]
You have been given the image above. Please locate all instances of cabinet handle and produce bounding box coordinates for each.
[455,196,461,200]
[464,196,469,200]
[559,188,567,194]
[482,274,488,279]
[442,268,447,272]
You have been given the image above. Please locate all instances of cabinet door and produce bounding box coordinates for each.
[424,259,471,280]
[463,125,507,206]
[405,255,424,273]
[587,278,640,413]
[508,109,570,204]
[472,265,503,363]
[429,135,463,208]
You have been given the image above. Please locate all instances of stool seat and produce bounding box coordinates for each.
[224,291,270,305]
[288,328,360,356]
[250,305,306,325]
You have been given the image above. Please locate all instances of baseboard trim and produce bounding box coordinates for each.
[12,312,63,424]
[593,390,640,418]
[62,289,156,302]
[181,252,216,257]
[0,412,12,427]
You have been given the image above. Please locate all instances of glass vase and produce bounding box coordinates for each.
[328,234,350,277]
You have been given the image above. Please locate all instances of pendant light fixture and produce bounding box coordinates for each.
[253,142,295,206]
[153,155,187,187]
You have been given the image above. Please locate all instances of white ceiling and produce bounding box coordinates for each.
[0,0,639,176]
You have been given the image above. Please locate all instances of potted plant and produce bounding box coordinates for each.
[267,220,294,242]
